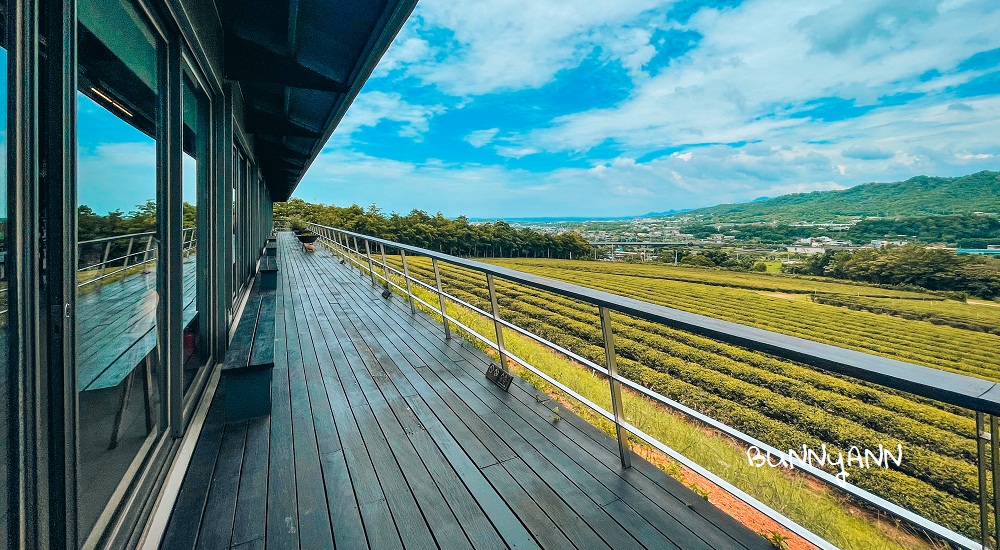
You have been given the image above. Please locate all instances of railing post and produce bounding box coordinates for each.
[600,306,631,469]
[353,236,364,277]
[400,249,416,315]
[142,234,154,273]
[364,239,377,287]
[433,258,451,340]
[486,273,508,369]
[97,240,112,289]
[993,415,1000,549]
[977,412,1000,550]
[121,236,135,283]
[978,413,989,549]
[379,243,390,287]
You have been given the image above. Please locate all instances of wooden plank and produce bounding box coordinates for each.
[296,248,517,549]
[479,461,575,549]
[282,258,367,550]
[291,265,438,550]
[390,289,768,550]
[300,247,550,549]
[160,396,226,550]
[162,236,769,550]
[195,420,248,550]
[405,396,538,550]
[281,247,335,550]
[500,456,612,550]
[297,264,498,550]
[434,349,731,549]
[265,266,299,550]
[355,303,648,550]
[221,295,262,372]
[231,416,270,547]
[330,299,503,471]
[328,254,759,544]
[248,294,275,369]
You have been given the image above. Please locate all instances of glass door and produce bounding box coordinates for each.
[181,62,210,397]
[75,0,164,541]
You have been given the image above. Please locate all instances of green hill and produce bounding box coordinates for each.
[679,170,1000,222]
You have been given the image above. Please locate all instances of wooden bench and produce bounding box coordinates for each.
[259,255,279,291]
[264,241,278,257]
[221,272,277,422]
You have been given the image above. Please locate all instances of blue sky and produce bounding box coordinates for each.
[293,0,1000,218]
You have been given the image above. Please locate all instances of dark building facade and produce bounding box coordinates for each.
[0,0,414,547]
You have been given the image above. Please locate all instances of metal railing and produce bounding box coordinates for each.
[308,222,997,550]
[0,227,196,316]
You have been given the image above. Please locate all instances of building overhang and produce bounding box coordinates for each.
[217,0,417,201]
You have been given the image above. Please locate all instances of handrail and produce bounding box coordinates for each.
[79,230,156,246]
[307,222,993,550]
[0,227,196,315]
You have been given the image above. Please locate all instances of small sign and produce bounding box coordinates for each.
[486,363,512,392]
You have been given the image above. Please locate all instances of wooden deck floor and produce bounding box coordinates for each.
[161,232,771,549]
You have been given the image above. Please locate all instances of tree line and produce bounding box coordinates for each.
[274,199,594,260]
[78,199,197,242]
[782,244,1000,299]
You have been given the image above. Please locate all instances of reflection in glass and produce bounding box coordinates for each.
[0,41,9,547]
[182,69,208,394]
[76,0,161,540]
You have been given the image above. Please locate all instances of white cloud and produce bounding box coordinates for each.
[393,0,671,95]
[522,0,1000,158]
[494,145,539,159]
[332,91,444,142]
[464,128,500,148]
[373,36,431,77]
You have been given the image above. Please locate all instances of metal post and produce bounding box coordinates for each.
[992,415,1000,549]
[433,258,451,340]
[400,249,416,315]
[142,234,154,272]
[121,236,135,282]
[353,236,364,276]
[978,412,990,549]
[379,243,390,287]
[97,240,112,289]
[364,239,376,286]
[600,306,632,469]
[486,273,508,369]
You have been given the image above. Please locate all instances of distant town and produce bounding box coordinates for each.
[490,211,1000,262]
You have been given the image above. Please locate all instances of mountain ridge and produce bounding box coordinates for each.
[673,170,1000,223]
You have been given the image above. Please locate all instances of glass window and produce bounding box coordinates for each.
[76,0,162,540]
[182,67,209,395]
[0,19,9,548]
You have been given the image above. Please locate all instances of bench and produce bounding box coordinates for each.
[221,292,276,421]
[264,241,278,257]
[260,255,279,291]
[220,259,278,421]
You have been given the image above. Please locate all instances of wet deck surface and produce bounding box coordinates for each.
[161,232,770,549]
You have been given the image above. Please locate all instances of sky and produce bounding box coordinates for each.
[291,0,1000,218]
